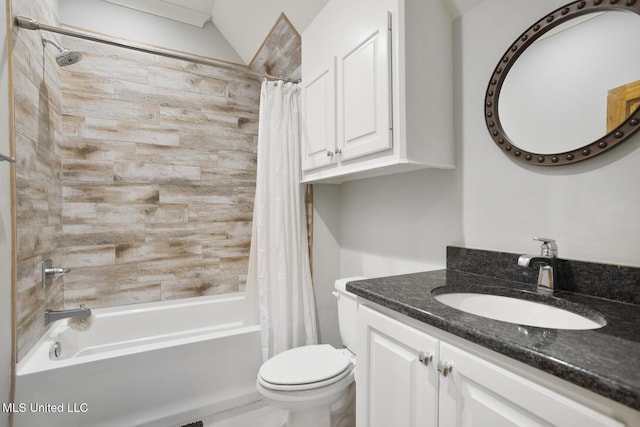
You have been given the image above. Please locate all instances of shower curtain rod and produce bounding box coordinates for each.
[0,152,16,163]
[14,16,301,84]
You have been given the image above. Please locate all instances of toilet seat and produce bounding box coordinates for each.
[258,344,353,391]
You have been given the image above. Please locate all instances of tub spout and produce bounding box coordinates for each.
[45,304,91,327]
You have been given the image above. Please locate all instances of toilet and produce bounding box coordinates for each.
[256,277,364,427]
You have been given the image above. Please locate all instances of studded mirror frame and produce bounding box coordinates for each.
[485,0,640,166]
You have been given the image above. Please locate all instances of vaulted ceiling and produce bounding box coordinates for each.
[102,0,483,64]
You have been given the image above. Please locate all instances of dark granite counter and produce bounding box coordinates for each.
[346,247,640,410]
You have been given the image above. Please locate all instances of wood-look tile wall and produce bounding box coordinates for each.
[13,5,299,361]
[13,0,65,360]
[14,15,261,360]
[249,12,311,269]
[250,13,302,82]
[58,38,261,309]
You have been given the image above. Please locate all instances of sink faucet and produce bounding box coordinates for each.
[518,237,558,294]
[45,304,91,327]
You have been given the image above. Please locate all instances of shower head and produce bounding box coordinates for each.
[41,35,83,67]
[55,49,83,67]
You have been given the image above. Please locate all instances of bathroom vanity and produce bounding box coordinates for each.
[348,247,640,426]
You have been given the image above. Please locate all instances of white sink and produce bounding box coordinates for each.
[433,292,606,330]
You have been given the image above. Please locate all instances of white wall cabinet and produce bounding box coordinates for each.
[300,0,455,183]
[301,61,336,172]
[357,305,630,427]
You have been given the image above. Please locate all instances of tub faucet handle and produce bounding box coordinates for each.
[46,267,71,276]
[41,258,71,289]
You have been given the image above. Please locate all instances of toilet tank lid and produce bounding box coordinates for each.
[334,277,367,293]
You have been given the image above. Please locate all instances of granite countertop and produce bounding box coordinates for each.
[346,247,640,410]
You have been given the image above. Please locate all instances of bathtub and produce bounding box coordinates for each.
[14,292,262,427]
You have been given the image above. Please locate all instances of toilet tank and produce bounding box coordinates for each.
[334,277,366,354]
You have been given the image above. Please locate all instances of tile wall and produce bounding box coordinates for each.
[13,0,65,361]
[58,38,261,309]
[13,2,301,361]
[250,13,301,81]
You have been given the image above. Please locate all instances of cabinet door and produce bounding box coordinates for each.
[438,342,625,427]
[357,306,438,427]
[337,11,392,162]
[301,59,336,172]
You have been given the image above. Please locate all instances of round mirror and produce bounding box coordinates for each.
[485,0,640,165]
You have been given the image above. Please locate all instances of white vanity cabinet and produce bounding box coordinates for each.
[438,342,624,427]
[357,304,631,427]
[300,0,454,183]
[357,305,438,427]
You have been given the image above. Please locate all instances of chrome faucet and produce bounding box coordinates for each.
[518,237,558,294]
[41,258,71,289]
[45,304,91,327]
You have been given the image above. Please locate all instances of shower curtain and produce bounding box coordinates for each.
[247,80,318,361]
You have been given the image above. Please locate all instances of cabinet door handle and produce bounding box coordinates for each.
[437,361,453,377]
[418,351,432,366]
[335,148,342,155]
[326,150,334,157]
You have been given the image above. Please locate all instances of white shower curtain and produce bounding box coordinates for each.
[247,80,318,361]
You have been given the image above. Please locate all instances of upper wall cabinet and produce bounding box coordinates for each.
[301,0,455,183]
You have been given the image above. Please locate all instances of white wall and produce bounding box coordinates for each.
[339,168,462,277]
[0,1,13,424]
[313,0,640,346]
[312,185,342,347]
[312,168,463,346]
[56,0,243,64]
[460,0,640,266]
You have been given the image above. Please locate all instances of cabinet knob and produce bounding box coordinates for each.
[437,361,453,377]
[335,148,342,155]
[418,351,433,366]
[326,150,334,157]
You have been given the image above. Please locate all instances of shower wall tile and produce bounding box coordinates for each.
[14,1,297,360]
[136,257,204,284]
[63,245,117,268]
[133,143,218,164]
[62,93,158,122]
[64,183,161,203]
[62,159,115,182]
[59,37,261,310]
[186,203,254,223]
[82,117,181,146]
[113,162,201,182]
[250,13,301,82]
[62,224,146,246]
[13,0,65,361]
[148,66,228,96]
[59,137,137,161]
[114,240,203,264]
[65,278,162,308]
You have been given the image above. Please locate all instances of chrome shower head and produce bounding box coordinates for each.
[41,35,83,67]
[55,49,83,67]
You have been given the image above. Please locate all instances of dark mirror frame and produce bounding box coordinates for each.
[485,0,640,166]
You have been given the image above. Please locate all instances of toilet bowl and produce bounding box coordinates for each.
[257,345,355,427]
[256,277,364,427]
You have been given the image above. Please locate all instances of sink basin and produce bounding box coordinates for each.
[433,292,606,330]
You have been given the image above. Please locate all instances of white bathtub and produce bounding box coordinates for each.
[14,293,262,427]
